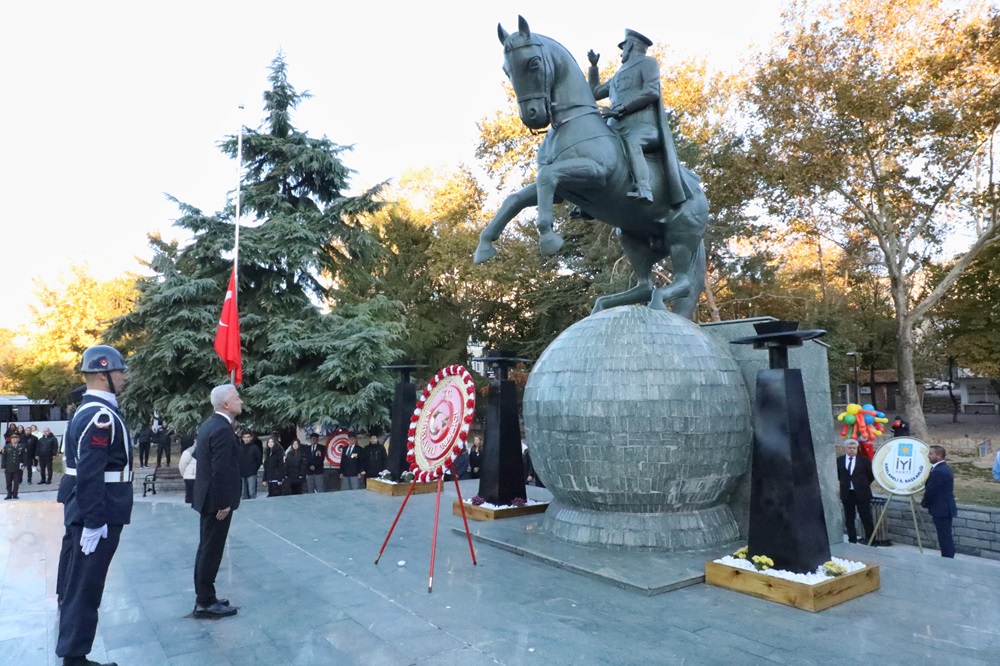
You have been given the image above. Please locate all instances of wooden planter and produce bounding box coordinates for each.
[704,560,880,612]
[452,500,549,521]
[366,478,438,496]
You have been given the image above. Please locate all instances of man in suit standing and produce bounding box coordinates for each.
[921,445,958,558]
[837,439,875,544]
[306,433,327,493]
[191,385,243,617]
[339,433,364,490]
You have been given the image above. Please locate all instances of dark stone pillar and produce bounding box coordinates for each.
[733,321,831,574]
[383,364,427,481]
[475,351,530,505]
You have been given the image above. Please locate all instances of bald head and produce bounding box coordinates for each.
[210,385,244,417]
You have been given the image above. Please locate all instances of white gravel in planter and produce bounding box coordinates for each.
[714,555,866,586]
[463,498,548,509]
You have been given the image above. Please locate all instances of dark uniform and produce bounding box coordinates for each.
[155,426,172,467]
[55,346,132,666]
[2,436,26,499]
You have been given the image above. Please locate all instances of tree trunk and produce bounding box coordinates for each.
[703,272,722,323]
[895,314,929,439]
[947,356,960,424]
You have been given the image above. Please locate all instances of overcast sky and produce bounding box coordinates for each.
[1,0,787,330]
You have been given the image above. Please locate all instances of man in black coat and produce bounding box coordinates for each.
[191,385,243,617]
[36,427,59,484]
[837,439,875,544]
[363,433,388,480]
[921,445,958,558]
[306,433,327,493]
[136,423,153,468]
[22,426,38,483]
[154,424,173,467]
[238,431,263,500]
[339,433,364,490]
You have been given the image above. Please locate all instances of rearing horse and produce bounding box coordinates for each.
[473,17,709,318]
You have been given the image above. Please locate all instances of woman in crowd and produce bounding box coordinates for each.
[3,424,17,444]
[263,437,285,497]
[177,438,197,504]
[284,439,307,495]
[468,435,483,479]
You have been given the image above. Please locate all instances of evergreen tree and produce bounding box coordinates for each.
[106,55,404,434]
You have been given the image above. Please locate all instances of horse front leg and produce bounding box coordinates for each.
[535,158,608,256]
[474,184,538,264]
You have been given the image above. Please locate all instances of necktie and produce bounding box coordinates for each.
[848,456,854,475]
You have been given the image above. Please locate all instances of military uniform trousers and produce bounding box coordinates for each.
[4,468,20,498]
[56,524,124,658]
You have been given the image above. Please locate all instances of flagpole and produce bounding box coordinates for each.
[231,103,244,385]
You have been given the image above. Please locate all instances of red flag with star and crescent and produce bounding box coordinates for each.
[213,268,243,385]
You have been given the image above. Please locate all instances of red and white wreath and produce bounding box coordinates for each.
[406,365,476,482]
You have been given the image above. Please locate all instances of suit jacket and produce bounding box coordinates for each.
[339,444,362,477]
[921,462,958,518]
[192,413,242,515]
[306,444,326,475]
[837,454,874,502]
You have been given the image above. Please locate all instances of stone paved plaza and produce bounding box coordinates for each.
[1,482,998,665]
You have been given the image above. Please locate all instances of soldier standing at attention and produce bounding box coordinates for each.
[55,345,133,666]
[2,433,26,499]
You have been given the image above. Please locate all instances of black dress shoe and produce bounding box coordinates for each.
[63,657,119,666]
[193,601,237,617]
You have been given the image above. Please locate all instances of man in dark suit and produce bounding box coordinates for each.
[306,433,327,493]
[921,445,958,558]
[837,439,875,544]
[339,433,364,490]
[191,385,243,617]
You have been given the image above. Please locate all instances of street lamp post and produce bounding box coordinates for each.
[846,352,860,404]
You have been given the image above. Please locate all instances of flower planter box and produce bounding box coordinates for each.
[366,478,438,496]
[452,500,549,521]
[704,560,880,612]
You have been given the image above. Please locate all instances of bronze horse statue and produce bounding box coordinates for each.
[473,17,709,318]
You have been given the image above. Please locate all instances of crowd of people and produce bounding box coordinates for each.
[2,423,59,499]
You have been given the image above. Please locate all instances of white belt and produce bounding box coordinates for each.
[64,468,133,483]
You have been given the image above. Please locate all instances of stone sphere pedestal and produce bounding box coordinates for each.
[523,306,753,551]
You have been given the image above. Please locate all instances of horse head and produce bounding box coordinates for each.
[498,16,552,131]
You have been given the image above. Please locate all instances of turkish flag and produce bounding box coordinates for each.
[213,268,243,385]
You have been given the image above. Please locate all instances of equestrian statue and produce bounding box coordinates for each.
[473,17,709,319]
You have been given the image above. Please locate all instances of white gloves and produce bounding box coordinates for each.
[80,524,109,555]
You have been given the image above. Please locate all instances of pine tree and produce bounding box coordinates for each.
[106,55,404,435]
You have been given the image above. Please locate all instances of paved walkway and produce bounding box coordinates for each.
[1,482,999,665]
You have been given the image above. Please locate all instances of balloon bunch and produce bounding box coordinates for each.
[836,403,888,459]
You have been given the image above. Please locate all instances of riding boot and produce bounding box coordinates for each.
[624,139,654,203]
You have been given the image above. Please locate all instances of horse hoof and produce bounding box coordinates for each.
[539,232,564,256]
[473,242,497,264]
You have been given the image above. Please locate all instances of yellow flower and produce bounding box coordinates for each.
[751,555,774,571]
[734,546,748,559]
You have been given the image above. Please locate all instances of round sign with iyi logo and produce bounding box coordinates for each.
[872,437,931,495]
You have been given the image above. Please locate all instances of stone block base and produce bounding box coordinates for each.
[543,501,739,550]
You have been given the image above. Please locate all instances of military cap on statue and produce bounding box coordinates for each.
[618,29,653,49]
